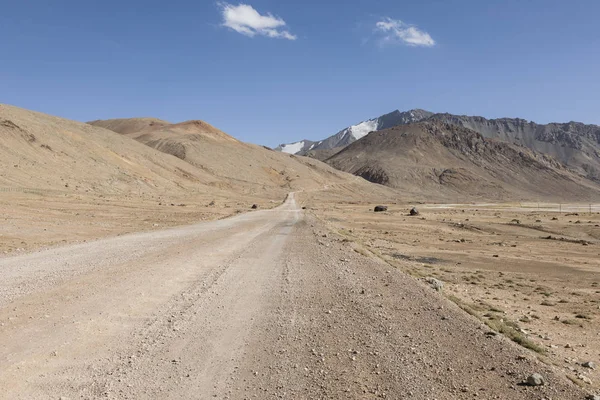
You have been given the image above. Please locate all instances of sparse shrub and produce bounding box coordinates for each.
[485,319,545,353]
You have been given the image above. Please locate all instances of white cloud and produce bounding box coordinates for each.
[375,18,435,47]
[219,3,297,40]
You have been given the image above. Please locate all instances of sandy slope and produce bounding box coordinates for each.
[0,195,589,399]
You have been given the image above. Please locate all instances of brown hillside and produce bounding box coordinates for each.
[326,121,600,202]
[95,117,381,199]
[0,105,221,197]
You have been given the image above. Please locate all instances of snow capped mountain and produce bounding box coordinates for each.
[274,109,433,155]
[274,139,315,154]
[279,141,306,154]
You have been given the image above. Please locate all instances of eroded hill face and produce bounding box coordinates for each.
[428,114,600,181]
[326,121,600,202]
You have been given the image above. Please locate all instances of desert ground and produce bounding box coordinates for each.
[0,190,280,255]
[0,190,597,399]
[301,195,600,395]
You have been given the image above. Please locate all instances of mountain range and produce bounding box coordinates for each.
[276,109,600,182]
[275,109,433,155]
[326,121,600,201]
[2,102,599,203]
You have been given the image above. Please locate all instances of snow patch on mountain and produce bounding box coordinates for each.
[348,119,379,140]
[279,141,305,154]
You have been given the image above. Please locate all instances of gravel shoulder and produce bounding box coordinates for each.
[0,195,591,399]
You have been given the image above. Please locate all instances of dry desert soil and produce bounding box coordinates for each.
[300,195,600,398]
[0,193,598,399]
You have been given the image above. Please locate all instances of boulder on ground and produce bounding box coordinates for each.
[526,373,546,386]
[583,361,596,369]
[374,205,388,212]
[409,207,419,216]
[251,204,258,209]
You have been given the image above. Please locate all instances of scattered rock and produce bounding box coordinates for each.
[409,207,419,216]
[208,201,215,206]
[526,373,546,386]
[585,395,600,400]
[425,277,443,291]
[374,205,388,212]
[583,361,596,369]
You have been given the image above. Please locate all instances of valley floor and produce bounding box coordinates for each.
[0,194,593,399]
[305,199,600,396]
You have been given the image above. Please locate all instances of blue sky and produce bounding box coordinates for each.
[1,1,599,146]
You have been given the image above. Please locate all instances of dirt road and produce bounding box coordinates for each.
[0,194,590,399]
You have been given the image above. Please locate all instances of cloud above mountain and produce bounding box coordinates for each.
[375,18,435,47]
[219,3,297,40]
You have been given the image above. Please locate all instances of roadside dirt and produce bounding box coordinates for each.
[306,200,600,395]
[0,194,594,399]
[0,191,279,255]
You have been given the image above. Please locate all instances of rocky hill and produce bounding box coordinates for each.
[428,113,600,181]
[326,121,600,201]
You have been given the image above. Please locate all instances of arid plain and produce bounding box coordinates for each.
[300,194,600,392]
